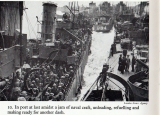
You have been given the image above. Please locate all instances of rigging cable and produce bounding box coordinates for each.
[24,11,37,38]
[24,3,36,34]
[23,5,37,39]
[47,49,60,65]
[24,12,31,39]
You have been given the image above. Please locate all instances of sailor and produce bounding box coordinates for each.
[63,74,69,86]
[126,55,130,72]
[51,93,58,101]
[44,92,50,101]
[12,87,21,101]
[20,91,29,100]
[121,56,127,74]
[51,83,59,96]
[14,80,20,87]
[98,67,107,88]
[131,54,136,72]
[59,66,64,76]
[47,87,52,93]
[54,78,59,86]
[110,44,114,57]
[39,83,43,92]
[118,54,122,72]
[48,93,54,101]
[32,88,39,96]
[69,69,74,77]
[62,13,70,22]
[21,71,26,81]
[45,77,50,85]
[16,71,21,79]
[56,33,60,41]
[35,78,40,86]
[130,40,133,51]
[60,76,65,83]
[62,13,67,21]
[123,49,127,57]
[56,91,64,101]
[53,86,64,101]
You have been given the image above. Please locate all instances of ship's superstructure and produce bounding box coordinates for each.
[0,2,27,101]
[93,2,114,32]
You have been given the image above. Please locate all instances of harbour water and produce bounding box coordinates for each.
[79,28,115,99]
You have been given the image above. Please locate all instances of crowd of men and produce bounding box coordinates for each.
[6,29,90,101]
[0,11,93,101]
[118,51,136,74]
[8,60,76,101]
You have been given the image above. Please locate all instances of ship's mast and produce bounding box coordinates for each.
[19,1,23,67]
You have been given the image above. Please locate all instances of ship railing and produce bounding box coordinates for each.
[63,61,84,100]
[63,62,81,101]
[63,34,91,101]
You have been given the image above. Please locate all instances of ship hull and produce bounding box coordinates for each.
[93,24,113,33]
[64,35,91,101]
[128,71,148,101]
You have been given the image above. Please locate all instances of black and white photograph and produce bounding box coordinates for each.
[0,1,149,101]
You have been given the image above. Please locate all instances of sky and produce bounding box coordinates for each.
[22,1,141,39]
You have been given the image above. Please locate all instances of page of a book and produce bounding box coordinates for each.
[0,0,159,115]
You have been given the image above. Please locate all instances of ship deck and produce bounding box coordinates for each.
[109,44,135,81]
[78,33,136,101]
[107,43,135,94]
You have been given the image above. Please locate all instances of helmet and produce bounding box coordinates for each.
[61,76,65,79]
[50,93,54,96]
[13,87,21,92]
[35,78,39,81]
[69,66,73,69]
[55,79,58,82]
[65,74,69,77]
[59,92,63,95]
[32,80,35,83]
[15,82,20,87]
[47,87,51,90]
[39,83,43,86]
[70,70,74,73]
[21,91,27,96]
[45,92,49,96]
[58,85,62,88]
[17,97,26,101]
[53,83,56,87]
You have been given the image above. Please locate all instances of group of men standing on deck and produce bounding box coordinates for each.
[118,50,136,74]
